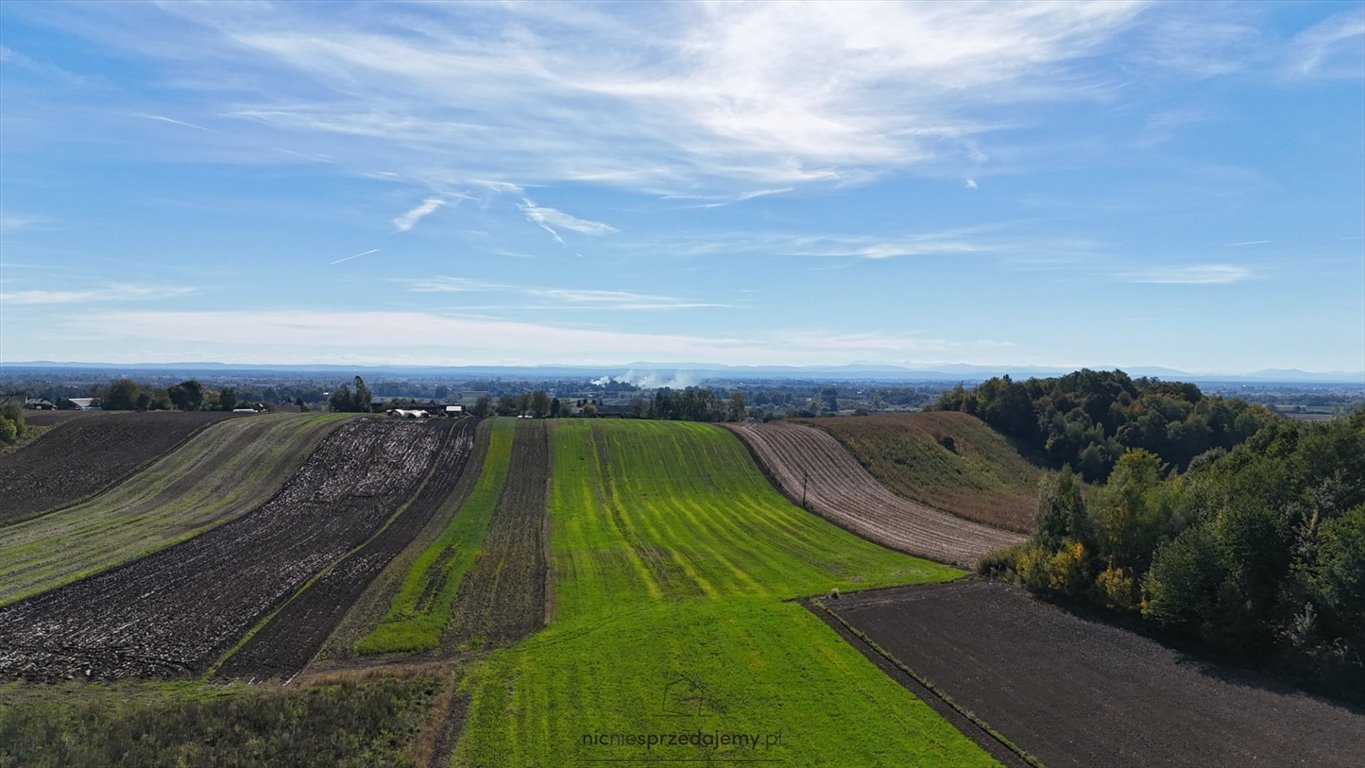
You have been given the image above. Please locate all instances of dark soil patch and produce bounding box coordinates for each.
[828,580,1364,768]
[0,411,239,526]
[0,419,448,680]
[218,419,479,679]
[439,419,549,653]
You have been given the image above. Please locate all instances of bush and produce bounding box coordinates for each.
[1046,541,1091,596]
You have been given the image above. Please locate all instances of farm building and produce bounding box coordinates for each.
[445,405,463,415]
[62,398,101,411]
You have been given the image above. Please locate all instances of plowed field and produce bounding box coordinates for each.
[825,580,1365,768]
[798,411,1042,532]
[0,411,239,525]
[727,422,1023,567]
[218,418,479,679]
[0,419,447,680]
[0,413,348,606]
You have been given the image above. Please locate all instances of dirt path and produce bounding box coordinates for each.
[726,422,1022,567]
[827,580,1365,768]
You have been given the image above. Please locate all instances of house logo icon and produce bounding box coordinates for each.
[660,676,709,717]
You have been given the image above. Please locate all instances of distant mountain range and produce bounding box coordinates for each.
[2,360,1362,384]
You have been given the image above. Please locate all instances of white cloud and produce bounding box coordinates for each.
[1285,10,1365,79]
[518,199,617,243]
[64,309,1001,367]
[67,1,1148,195]
[1223,240,1269,247]
[1125,264,1254,284]
[392,197,444,232]
[0,283,196,305]
[402,277,723,310]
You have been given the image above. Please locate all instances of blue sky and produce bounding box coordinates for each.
[1,1,1362,373]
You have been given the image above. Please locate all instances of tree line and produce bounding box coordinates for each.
[983,410,1365,703]
[932,369,1274,482]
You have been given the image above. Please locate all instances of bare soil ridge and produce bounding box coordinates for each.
[828,580,1365,768]
[0,419,447,680]
[726,421,1023,567]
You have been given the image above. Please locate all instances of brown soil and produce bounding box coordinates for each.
[726,422,1023,567]
[0,419,448,680]
[439,419,550,654]
[0,411,239,525]
[827,580,1365,768]
[217,419,480,679]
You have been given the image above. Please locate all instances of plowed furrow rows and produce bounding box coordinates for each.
[727,423,1023,567]
[217,418,478,679]
[440,420,549,652]
[0,419,446,680]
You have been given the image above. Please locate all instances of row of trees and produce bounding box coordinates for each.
[634,387,746,422]
[101,379,247,412]
[933,369,1274,482]
[986,411,1365,702]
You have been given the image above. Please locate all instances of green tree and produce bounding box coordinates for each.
[219,387,239,412]
[472,395,493,418]
[530,390,551,418]
[167,379,205,411]
[352,376,372,413]
[103,379,141,410]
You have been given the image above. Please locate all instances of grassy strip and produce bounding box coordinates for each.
[357,418,516,655]
[452,421,997,767]
[0,414,350,606]
[811,597,1046,768]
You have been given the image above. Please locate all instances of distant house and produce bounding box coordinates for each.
[445,405,464,416]
[24,398,55,410]
[388,408,429,419]
[64,398,101,411]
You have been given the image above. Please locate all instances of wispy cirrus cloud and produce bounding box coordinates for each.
[1285,9,1365,79]
[1124,264,1254,285]
[392,197,445,232]
[37,1,1149,195]
[330,247,378,265]
[402,276,723,310]
[0,283,196,304]
[518,199,617,244]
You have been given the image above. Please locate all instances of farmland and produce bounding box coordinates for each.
[217,418,478,678]
[0,411,239,525]
[0,413,349,606]
[439,418,549,654]
[727,421,1024,567]
[356,417,516,655]
[450,420,993,767]
[0,419,449,680]
[799,411,1044,532]
[823,580,1365,768]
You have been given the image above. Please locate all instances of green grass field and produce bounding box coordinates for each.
[452,420,996,767]
[0,413,349,606]
[801,411,1044,533]
[357,418,516,654]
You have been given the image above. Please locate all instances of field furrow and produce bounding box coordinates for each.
[0,411,242,526]
[727,422,1024,567]
[216,418,479,679]
[0,413,350,606]
[0,419,447,680]
[439,419,550,653]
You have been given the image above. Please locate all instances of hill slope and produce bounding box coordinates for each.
[798,411,1043,533]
